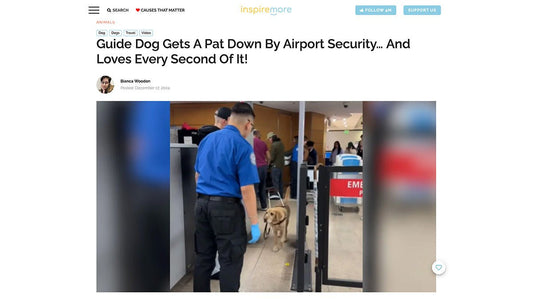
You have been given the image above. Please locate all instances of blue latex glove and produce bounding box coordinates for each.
[248,223,260,244]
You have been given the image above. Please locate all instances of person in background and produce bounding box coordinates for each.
[357,134,363,158]
[331,141,343,165]
[193,102,260,292]
[253,130,270,211]
[285,135,308,199]
[346,142,357,154]
[267,132,285,198]
[197,107,231,143]
[306,141,317,165]
[99,75,114,94]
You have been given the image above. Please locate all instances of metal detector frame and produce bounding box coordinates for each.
[315,165,364,292]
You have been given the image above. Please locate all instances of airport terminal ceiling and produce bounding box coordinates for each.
[169,101,363,130]
[254,101,363,131]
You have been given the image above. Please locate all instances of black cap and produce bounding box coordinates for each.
[215,107,231,120]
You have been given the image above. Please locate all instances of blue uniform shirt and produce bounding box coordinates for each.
[291,144,299,162]
[195,125,259,198]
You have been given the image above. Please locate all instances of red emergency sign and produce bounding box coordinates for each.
[329,179,363,197]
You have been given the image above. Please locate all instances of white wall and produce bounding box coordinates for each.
[325,130,362,151]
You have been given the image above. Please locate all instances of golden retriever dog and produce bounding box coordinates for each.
[263,187,291,252]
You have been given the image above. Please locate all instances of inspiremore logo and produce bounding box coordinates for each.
[240,5,292,16]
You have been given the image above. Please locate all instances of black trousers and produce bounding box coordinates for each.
[271,167,283,198]
[193,196,247,292]
[290,161,298,199]
[255,165,268,208]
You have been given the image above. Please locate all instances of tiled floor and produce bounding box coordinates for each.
[171,195,363,293]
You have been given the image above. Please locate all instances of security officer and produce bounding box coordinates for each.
[197,106,232,280]
[194,102,261,292]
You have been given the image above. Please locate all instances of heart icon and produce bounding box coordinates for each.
[432,261,445,275]
[136,8,140,12]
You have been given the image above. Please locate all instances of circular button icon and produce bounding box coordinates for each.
[432,260,446,275]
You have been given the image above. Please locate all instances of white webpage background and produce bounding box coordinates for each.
[1,1,532,299]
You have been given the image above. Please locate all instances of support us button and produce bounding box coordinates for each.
[404,5,441,15]
[356,5,396,15]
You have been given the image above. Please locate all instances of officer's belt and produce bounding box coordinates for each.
[198,194,240,203]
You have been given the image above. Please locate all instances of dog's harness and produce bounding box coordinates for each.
[271,216,287,225]
[263,222,270,239]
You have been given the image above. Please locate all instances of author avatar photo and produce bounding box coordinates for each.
[98,75,114,94]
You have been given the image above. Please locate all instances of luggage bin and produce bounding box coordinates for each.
[333,154,363,215]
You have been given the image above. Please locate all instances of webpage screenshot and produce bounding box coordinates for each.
[3,1,532,299]
[91,2,441,294]
[90,0,529,297]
